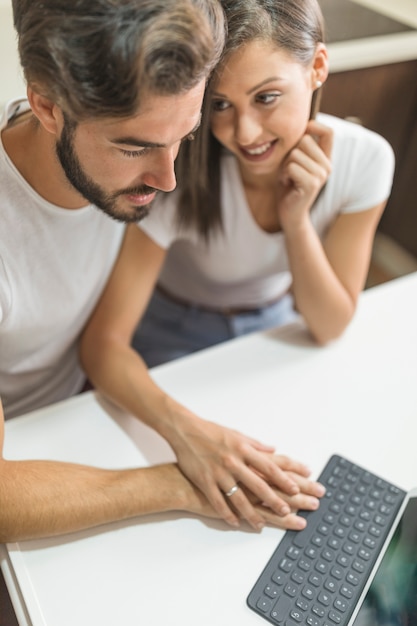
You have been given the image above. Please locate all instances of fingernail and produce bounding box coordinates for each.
[289,484,300,495]
[295,517,307,530]
[316,483,326,497]
[280,505,291,516]
[256,521,265,531]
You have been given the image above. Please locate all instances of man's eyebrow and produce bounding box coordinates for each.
[110,117,202,148]
[110,137,164,148]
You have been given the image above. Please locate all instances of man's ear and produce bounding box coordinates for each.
[311,43,329,89]
[27,86,63,135]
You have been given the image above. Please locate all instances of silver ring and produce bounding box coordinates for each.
[224,484,239,497]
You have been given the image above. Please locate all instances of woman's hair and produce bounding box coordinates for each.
[175,0,325,239]
[14,0,225,121]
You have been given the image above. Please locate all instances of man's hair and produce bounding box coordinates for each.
[13,0,225,120]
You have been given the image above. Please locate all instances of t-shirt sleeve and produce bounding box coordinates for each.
[137,191,180,249]
[338,123,396,214]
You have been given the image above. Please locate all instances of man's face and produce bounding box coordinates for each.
[55,82,205,222]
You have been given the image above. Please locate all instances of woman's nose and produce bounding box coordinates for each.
[234,112,262,146]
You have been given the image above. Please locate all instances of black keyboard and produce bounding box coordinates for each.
[247,454,406,626]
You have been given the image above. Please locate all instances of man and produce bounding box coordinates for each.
[0,0,231,542]
[2,0,224,420]
[0,0,323,546]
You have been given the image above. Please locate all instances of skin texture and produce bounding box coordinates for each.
[80,40,385,532]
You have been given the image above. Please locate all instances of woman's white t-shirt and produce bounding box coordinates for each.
[138,114,395,309]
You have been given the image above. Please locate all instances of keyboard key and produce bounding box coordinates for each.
[284,583,298,597]
[328,609,342,624]
[312,605,325,618]
[308,573,322,587]
[317,591,331,606]
[330,566,343,580]
[289,609,303,622]
[291,570,305,585]
[292,530,310,549]
[324,579,337,593]
[295,598,309,612]
[271,595,292,621]
[346,572,359,586]
[265,584,280,599]
[279,558,294,572]
[301,586,315,600]
[334,598,348,612]
[340,584,353,600]
[257,596,273,612]
[287,546,301,559]
[272,571,286,585]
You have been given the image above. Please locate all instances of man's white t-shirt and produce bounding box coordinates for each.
[0,99,125,418]
[139,114,395,309]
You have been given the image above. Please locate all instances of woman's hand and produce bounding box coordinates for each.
[278,120,333,232]
[170,414,325,530]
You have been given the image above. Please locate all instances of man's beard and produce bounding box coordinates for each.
[55,117,156,223]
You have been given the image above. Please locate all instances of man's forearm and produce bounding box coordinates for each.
[0,459,204,542]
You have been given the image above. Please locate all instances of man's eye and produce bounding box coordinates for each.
[120,148,149,158]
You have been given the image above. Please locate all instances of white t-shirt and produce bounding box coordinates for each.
[139,114,395,308]
[0,99,125,418]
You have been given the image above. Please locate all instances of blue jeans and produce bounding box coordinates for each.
[132,288,299,368]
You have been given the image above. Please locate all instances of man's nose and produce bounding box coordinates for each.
[141,147,177,193]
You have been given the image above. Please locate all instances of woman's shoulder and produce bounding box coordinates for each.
[317,113,395,181]
[317,112,394,158]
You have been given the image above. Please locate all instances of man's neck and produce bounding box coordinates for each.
[2,113,89,210]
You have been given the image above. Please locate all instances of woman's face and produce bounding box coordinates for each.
[210,39,323,182]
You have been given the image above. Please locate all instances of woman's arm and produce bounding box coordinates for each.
[286,205,384,343]
[279,119,386,343]
[80,225,325,532]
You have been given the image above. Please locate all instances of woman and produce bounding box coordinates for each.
[132,0,395,366]
[81,0,393,533]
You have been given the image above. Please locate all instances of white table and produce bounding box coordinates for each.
[2,273,417,626]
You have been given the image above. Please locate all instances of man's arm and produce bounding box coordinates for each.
[0,398,217,541]
[0,400,318,542]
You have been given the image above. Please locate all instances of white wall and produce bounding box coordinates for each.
[0,2,26,107]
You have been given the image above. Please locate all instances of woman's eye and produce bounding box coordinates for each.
[211,99,230,112]
[257,92,280,105]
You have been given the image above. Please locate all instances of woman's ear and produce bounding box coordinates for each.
[311,43,329,89]
[27,86,63,135]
